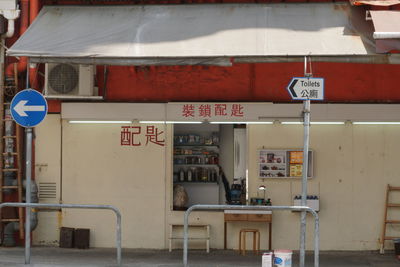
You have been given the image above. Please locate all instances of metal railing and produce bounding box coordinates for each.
[183,205,319,267]
[0,202,122,266]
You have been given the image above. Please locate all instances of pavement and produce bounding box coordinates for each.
[0,247,399,267]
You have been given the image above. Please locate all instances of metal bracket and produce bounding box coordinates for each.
[366,10,372,21]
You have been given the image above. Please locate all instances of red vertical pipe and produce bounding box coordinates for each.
[5,0,29,79]
[30,0,39,22]
[29,0,40,89]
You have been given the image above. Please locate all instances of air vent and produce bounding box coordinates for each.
[44,63,100,99]
[48,64,79,94]
[38,182,57,200]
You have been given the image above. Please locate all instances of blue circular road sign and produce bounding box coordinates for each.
[10,89,48,128]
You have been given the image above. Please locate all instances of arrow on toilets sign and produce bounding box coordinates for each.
[287,77,324,101]
[10,89,48,128]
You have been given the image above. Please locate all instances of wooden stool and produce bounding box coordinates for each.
[239,228,260,255]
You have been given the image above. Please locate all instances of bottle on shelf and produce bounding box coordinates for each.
[187,168,193,182]
[179,168,185,182]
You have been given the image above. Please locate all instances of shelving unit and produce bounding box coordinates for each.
[172,126,222,208]
[173,136,220,183]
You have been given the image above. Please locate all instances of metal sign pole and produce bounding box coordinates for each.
[25,127,32,264]
[300,56,311,267]
[300,99,310,267]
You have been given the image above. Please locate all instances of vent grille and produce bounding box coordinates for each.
[48,64,79,94]
[39,182,57,200]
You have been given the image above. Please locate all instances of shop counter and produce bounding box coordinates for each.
[224,209,272,250]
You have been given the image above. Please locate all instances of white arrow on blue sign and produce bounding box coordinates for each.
[10,89,48,128]
[287,77,324,101]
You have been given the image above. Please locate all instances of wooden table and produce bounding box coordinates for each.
[224,210,272,250]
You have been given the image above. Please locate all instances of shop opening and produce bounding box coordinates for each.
[172,123,247,210]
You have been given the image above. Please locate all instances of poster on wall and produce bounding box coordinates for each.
[258,149,313,178]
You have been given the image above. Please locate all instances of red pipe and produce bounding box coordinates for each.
[30,0,39,23]
[5,0,29,80]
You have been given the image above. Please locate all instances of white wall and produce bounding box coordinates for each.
[33,114,62,246]
[34,117,400,250]
[248,124,400,250]
[60,121,167,248]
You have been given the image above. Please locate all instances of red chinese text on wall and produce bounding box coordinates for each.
[120,126,165,147]
[182,103,244,118]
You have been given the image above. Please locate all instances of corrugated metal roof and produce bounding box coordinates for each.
[8,3,378,65]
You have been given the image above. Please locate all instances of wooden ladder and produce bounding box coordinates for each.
[379,184,400,254]
[0,62,24,244]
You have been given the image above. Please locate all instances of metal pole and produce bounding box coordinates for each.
[25,128,33,264]
[116,210,122,266]
[183,208,190,267]
[315,211,320,267]
[0,202,122,266]
[300,56,312,267]
[183,204,319,267]
[300,100,311,267]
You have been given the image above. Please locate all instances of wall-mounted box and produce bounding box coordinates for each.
[0,0,16,10]
[293,198,319,212]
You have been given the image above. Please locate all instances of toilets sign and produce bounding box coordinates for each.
[287,77,324,101]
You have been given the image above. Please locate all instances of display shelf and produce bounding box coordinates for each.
[174,138,220,184]
[258,149,313,179]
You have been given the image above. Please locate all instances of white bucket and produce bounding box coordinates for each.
[273,250,292,267]
[262,252,273,267]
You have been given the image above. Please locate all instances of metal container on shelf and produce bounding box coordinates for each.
[201,168,208,182]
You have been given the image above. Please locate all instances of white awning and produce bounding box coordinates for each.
[7,3,386,65]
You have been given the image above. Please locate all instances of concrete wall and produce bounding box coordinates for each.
[34,117,400,250]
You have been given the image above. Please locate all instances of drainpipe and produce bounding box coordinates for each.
[28,0,39,89]
[1,9,20,38]
[5,0,29,81]
[3,181,38,247]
